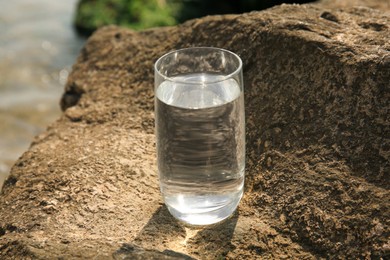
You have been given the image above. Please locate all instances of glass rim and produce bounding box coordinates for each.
[154,46,243,85]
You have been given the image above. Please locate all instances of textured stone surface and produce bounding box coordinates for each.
[1,1,389,259]
[319,0,389,11]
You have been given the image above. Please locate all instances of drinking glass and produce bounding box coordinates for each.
[154,47,245,225]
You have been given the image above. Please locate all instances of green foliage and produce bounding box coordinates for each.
[75,0,178,34]
[122,0,178,29]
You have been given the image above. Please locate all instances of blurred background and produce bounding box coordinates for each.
[0,0,84,188]
[0,0,314,188]
[74,0,314,36]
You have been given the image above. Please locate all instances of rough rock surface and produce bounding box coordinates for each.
[1,1,389,259]
[318,0,390,11]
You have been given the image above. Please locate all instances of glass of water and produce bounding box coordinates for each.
[154,47,245,225]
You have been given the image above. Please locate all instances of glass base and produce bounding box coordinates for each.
[164,190,243,225]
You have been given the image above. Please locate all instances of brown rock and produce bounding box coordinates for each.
[1,0,389,259]
[318,0,390,11]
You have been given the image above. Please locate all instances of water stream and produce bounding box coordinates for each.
[0,0,85,188]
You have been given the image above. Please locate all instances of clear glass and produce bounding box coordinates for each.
[154,47,245,225]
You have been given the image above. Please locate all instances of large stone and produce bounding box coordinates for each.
[319,0,389,11]
[1,1,389,259]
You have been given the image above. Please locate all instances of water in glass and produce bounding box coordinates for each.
[156,73,245,225]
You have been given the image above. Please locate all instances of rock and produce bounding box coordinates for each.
[318,0,390,11]
[113,243,195,259]
[1,0,389,259]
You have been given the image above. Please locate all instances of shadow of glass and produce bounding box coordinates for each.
[185,210,239,258]
[133,205,240,259]
[134,205,186,245]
